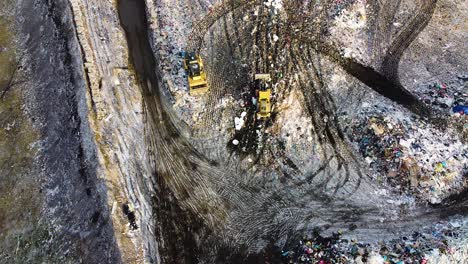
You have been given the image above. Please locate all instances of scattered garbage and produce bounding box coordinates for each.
[416,79,467,113]
[281,222,464,264]
[235,116,245,130]
[343,111,467,202]
[453,105,468,115]
[264,0,284,13]
[273,34,280,42]
[330,0,357,17]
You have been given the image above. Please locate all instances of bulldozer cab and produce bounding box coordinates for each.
[185,53,201,77]
[188,62,201,76]
[258,90,271,119]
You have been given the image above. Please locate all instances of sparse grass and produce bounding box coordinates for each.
[0,17,16,93]
[0,15,43,261]
[0,87,39,236]
[0,223,69,264]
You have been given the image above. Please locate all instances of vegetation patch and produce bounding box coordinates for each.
[0,15,44,261]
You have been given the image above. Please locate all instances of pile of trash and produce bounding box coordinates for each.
[330,0,369,63]
[264,0,284,14]
[281,220,464,264]
[151,0,208,126]
[342,111,466,203]
[330,0,358,18]
[415,75,467,114]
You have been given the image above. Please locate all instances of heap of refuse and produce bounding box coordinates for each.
[330,0,357,17]
[280,220,464,264]
[415,75,467,114]
[341,109,466,203]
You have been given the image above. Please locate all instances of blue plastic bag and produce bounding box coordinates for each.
[452,105,468,114]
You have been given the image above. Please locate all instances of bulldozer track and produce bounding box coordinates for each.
[187,0,261,53]
[262,6,271,74]
[367,0,402,67]
[195,0,209,11]
[193,5,260,133]
[197,27,240,131]
[222,15,235,57]
[195,25,227,131]
[252,4,264,73]
[229,1,245,58]
[299,36,433,117]
[288,43,364,193]
[380,0,438,82]
[136,1,465,258]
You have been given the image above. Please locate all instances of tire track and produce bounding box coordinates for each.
[380,0,438,82]
[187,0,260,52]
[289,45,357,193]
[300,36,433,117]
[126,0,467,260]
[367,0,402,67]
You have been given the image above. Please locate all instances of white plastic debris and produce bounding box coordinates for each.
[234,117,244,130]
[343,48,353,58]
[399,139,412,149]
[273,34,279,42]
[241,111,247,118]
[232,139,239,145]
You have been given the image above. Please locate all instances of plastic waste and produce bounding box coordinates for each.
[452,105,468,114]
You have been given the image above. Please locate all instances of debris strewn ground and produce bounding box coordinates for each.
[282,218,467,264]
[342,108,467,203]
[144,0,468,255]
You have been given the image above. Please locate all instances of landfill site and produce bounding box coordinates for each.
[0,0,467,263]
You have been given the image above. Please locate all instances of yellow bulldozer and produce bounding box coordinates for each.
[255,74,272,119]
[183,52,209,95]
